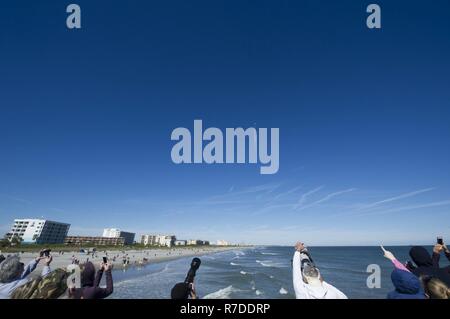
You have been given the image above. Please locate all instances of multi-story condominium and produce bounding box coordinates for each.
[174,240,187,246]
[7,219,70,244]
[187,239,210,246]
[216,240,230,246]
[65,236,125,246]
[141,234,158,246]
[102,228,135,245]
[141,234,176,247]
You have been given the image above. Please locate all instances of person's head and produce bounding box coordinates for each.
[0,254,6,264]
[424,277,450,299]
[0,255,24,283]
[171,282,191,299]
[391,269,421,294]
[409,246,433,267]
[302,263,322,286]
[81,261,96,287]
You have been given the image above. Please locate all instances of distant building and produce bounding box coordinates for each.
[141,234,158,246]
[216,240,229,246]
[102,228,135,245]
[7,219,70,244]
[174,240,187,246]
[65,236,125,246]
[141,234,176,247]
[187,239,210,246]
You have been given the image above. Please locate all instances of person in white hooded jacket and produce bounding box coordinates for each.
[292,242,347,299]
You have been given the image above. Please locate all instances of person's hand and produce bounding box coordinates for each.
[44,255,52,266]
[104,262,113,271]
[381,245,395,261]
[295,242,305,252]
[443,244,449,253]
[433,244,444,254]
[35,252,46,262]
[189,283,197,299]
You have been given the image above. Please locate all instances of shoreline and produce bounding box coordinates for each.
[10,246,242,277]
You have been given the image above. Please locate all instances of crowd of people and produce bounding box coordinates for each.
[0,239,449,299]
[383,243,450,299]
[291,240,450,299]
[0,250,114,299]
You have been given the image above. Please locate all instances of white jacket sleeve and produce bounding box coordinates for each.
[326,284,348,299]
[292,251,309,299]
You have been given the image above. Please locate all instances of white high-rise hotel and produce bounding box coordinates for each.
[102,228,135,245]
[8,219,70,244]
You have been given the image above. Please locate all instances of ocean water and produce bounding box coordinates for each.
[109,246,449,299]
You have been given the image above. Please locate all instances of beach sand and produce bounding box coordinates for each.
[11,246,239,276]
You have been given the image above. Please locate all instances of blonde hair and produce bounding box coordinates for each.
[425,278,450,299]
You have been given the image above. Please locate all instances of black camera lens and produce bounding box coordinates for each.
[185,257,201,284]
[191,257,201,270]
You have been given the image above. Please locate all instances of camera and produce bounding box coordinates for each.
[185,257,201,284]
[171,257,201,299]
[40,249,51,257]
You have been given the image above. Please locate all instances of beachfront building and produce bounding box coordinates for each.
[141,234,176,247]
[102,228,135,245]
[65,236,125,246]
[6,219,70,244]
[141,234,158,246]
[187,239,210,246]
[174,240,187,246]
[216,240,230,246]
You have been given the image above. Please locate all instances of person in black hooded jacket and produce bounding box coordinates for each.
[69,261,113,299]
[409,246,450,287]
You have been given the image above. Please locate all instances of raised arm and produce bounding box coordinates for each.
[20,258,39,279]
[381,245,409,272]
[94,268,113,299]
[445,247,450,262]
[94,268,104,287]
[432,244,450,267]
[391,258,410,272]
[292,242,310,299]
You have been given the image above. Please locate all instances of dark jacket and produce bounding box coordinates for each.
[71,262,113,299]
[387,269,425,299]
[432,250,450,275]
[409,246,450,287]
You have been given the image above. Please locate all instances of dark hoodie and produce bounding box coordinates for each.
[409,246,450,287]
[387,269,425,299]
[71,262,113,299]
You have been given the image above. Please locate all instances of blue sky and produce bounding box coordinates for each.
[0,0,449,245]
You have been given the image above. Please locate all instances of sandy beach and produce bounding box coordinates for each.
[9,246,240,277]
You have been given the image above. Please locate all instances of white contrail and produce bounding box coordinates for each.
[297,188,356,211]
[355,200,450,217]
[359,188,435,210]
[293,186,324,209]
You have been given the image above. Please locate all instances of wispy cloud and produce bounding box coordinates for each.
[357,188,435,210]
[273,186,303,200]
[238,182,282,195]
[297,188,356,211]
[193,182,282,206]
[354,200,450,217]
[293,186,324,209]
